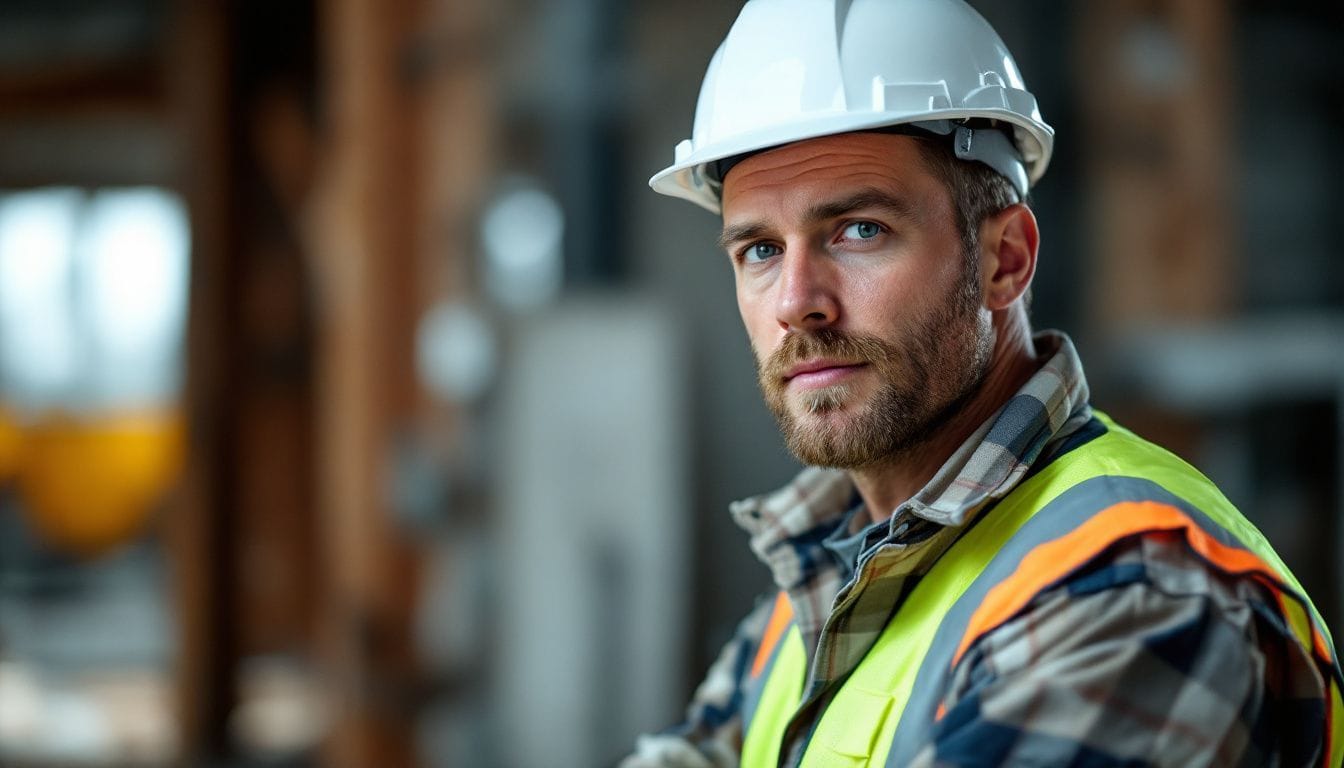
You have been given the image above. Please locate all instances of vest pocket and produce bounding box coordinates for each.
[809,685,894,766]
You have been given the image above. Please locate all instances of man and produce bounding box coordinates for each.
[625,0,1342,766]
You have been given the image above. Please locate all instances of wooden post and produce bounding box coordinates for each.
[310,0,425,763]
[169,1,237,757]
[171,0,327,759]
[1079,0,1235,334]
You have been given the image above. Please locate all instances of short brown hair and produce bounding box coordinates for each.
[912,133,1023,259]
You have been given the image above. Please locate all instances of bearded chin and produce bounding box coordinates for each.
[801,385,849,414]
[766,377,926,470]
[757,317,991,470]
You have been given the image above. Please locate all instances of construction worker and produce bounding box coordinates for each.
[624,0,1343,766]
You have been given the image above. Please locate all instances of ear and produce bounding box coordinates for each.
[977,203,1038,311]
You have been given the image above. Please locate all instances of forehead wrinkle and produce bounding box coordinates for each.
[728,151,909,190]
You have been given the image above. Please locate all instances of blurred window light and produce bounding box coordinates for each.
[416,301,497,405]
[77,189,190,407]
[0,189,82,408]
[0,187,189,414]
[481,182,564,311]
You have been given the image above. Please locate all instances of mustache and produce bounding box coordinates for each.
[761,328,896,381]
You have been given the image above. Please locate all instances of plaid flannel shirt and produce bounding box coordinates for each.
[622,331,1331,767]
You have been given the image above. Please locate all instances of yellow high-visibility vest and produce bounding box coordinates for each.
[742,414,1343,767]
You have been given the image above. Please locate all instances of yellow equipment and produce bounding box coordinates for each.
[15,410,184,557]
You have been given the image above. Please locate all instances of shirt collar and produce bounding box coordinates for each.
[731,330,1092,579]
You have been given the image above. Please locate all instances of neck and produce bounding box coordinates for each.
[850,306,1039,524]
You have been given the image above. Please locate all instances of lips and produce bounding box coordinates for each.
[784,359,867,388]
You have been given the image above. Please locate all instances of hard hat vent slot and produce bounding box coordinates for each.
[873,80,952,113]
[964,85,1040,121]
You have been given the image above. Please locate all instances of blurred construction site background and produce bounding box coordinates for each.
[0,1,1340,766]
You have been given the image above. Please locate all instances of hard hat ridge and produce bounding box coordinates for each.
[649,0,1055,214]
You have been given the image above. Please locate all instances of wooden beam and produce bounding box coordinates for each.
[0,55,164,117]
[310,0,425,763]
[168,0,236,758]
[1078,0,1236,333]
[170,2,325,760]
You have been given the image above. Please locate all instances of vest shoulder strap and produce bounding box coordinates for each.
[808,413,1342,767]
[741,591,805,768]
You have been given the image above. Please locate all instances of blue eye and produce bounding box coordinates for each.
[743,242,782,263]
[843,221,882,240]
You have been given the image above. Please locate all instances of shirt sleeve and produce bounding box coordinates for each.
[619,593,778,768]
[909,530,1330,768]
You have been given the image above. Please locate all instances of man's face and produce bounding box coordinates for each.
[719,132,993,469]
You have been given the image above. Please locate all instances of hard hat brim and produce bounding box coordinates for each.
[650,109,1053,215]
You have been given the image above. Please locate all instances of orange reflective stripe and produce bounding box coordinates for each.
[752,590,795,679]
[952,501,1314,669]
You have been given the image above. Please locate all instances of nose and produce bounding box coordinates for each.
[775,247,839,332]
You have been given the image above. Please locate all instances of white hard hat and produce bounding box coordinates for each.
[649,0,1055,214]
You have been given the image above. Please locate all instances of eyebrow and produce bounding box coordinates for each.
[717,187,917,252]
[717,222,771,252]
